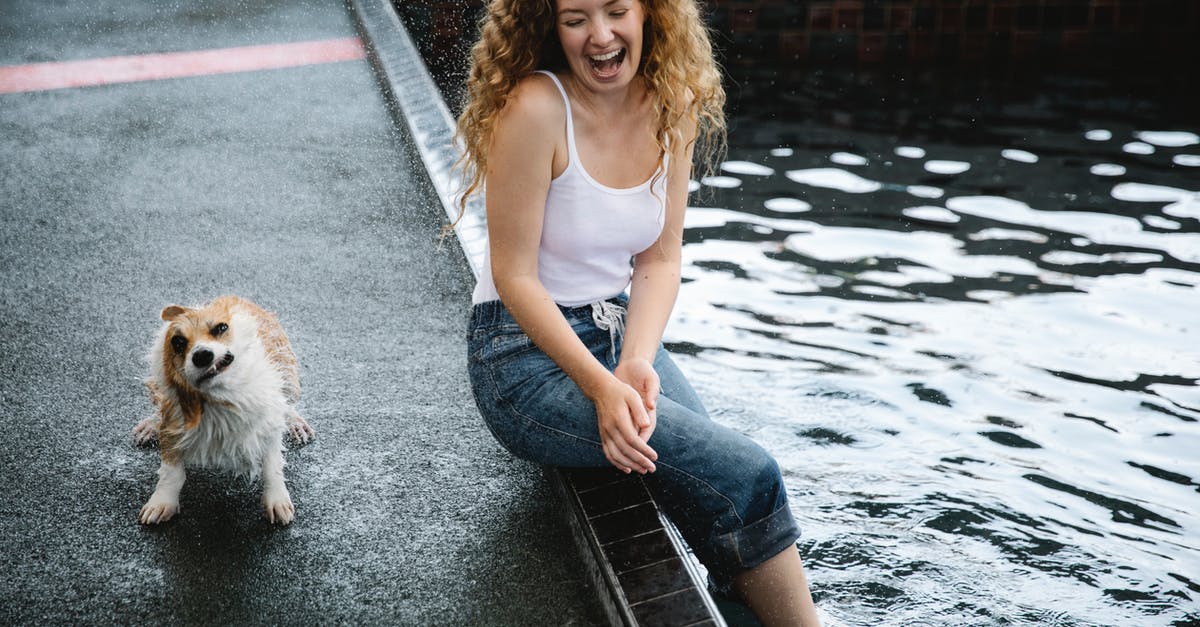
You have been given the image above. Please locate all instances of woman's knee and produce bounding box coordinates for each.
[702,432,786,523]
[664,434,797,586]
[651,407,786,517]
[744,444,787,516]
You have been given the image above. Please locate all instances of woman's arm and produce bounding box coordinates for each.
[616,114,699,432]
[487,77,657,474]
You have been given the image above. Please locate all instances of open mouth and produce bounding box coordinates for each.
[196,352,235,384]
[588,48,626,78]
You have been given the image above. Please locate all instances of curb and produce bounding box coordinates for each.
[345,0,727,624]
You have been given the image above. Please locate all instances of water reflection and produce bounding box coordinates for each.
[674,69,1200,625]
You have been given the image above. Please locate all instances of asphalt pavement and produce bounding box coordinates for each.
[0,0,605,623]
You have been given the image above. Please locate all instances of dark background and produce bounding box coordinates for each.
[396,0,1200,132]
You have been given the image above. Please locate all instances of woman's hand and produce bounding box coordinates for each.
[592,375,658,474]
[614,357,659,442]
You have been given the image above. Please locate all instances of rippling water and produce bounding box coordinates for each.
[671,71,1200,625]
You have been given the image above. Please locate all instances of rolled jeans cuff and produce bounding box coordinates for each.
[705,502,802,587]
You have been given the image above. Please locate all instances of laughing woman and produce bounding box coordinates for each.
[455,0,820,623]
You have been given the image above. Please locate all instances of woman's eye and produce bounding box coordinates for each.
[611,9,627,17]
[565,19,584,27]
[171,336,188,354]
[212,323,229,337]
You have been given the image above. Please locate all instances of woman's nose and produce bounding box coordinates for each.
[590,20,615,45]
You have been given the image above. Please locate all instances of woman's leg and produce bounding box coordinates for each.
[735,546,822,627]
[469,303,819,624]
[637,396,795,575]
[651,348,820,626]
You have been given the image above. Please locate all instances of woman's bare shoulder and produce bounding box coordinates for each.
[491,73,565,170]
[500,72,566,125]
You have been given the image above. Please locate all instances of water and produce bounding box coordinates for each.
[671,69,1200,625]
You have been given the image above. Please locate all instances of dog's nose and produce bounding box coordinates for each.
[192,349,214,368]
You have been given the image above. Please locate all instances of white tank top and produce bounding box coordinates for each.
[472,70,668,307]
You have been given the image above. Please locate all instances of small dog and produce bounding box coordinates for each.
[133,295,314,525]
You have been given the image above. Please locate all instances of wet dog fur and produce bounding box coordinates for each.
[133,295,313,525]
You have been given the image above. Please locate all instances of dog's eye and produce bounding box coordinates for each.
[212,323,229,337]
[170,335,188,354]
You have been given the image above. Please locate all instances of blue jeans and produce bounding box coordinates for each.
[466,296,801,586]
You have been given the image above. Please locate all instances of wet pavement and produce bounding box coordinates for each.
[0,0,605,623]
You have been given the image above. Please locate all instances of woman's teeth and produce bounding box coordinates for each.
[588,48,626,75]
[590,49,622,62]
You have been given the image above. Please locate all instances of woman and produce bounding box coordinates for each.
[454,0,820,624]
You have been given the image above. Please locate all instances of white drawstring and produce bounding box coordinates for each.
[590,300,625,363]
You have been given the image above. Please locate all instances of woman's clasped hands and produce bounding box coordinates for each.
[594,357,660,474]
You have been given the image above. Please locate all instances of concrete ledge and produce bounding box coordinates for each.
[346,0,726,624]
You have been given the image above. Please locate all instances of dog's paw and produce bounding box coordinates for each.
[132,417,159,446]
[286,411,315,445]
[138,498,179,525]
[263,490,295,525]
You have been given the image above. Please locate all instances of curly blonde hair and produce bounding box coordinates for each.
[452,0,726,218]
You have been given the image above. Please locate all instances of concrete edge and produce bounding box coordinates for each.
[345,0,726,624]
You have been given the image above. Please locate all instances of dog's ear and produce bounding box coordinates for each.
[161,305,188,321]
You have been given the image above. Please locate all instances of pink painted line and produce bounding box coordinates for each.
[0,37,367,95]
